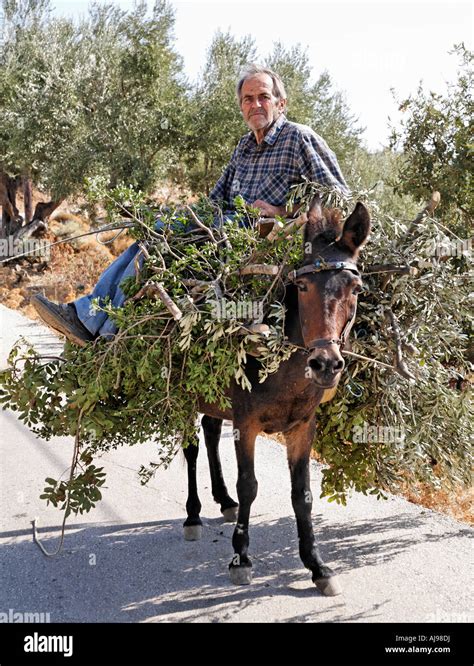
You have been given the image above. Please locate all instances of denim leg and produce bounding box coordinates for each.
[74,241,143,336]
[74,218,166,336]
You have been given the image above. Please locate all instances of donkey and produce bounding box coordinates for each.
[182,196,371,596]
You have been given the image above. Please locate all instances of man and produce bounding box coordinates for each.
[33,64,349,345]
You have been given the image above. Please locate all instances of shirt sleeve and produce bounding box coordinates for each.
[209,146,238,204]
[296,130,350,196]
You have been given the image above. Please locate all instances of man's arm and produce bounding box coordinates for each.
[297,130,350,195]
[209,143,240,205]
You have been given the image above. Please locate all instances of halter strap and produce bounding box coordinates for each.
[287,258,361,351]
[306,308,357,350]
[287,259,360,283]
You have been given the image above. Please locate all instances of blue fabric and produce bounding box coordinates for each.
[74,240,144,337]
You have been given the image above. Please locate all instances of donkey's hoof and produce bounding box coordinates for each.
[183,525,202,541]
[222,506,239,522]
[229,566,252,585]
[314,575,342,596]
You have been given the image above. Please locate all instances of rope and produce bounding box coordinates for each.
[0,222,134,264]
[32,408,84,557]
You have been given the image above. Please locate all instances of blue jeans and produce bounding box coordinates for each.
[74,212,239,336]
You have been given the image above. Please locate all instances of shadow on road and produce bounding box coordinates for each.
[0,510,463,623]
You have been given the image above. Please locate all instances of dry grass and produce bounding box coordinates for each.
[400,482,473,524]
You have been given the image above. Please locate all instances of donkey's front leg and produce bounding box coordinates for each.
[183,437,203,541]
[286,420,342,596]
[229,423,259,585]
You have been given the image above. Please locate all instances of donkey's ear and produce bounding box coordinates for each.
[304,194,324,244]
[337,202,371,252]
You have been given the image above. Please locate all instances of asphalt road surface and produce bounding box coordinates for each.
[0,304,472,623]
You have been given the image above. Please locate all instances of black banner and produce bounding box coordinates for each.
[0,622,471,665]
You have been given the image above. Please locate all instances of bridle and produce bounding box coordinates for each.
[287,258,361,351]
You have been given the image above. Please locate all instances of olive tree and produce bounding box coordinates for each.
[390,44,473,234]
[0,0,186,243]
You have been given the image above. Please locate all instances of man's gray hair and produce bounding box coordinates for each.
[236,64,287,103]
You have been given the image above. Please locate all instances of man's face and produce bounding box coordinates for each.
[240,74,286,137]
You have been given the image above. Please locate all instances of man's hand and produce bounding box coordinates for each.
[251,199,287,218]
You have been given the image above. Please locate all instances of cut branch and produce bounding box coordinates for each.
[364,263,418,276]
[258,212,308,242]
[239,323,270,336]
[384,307,416,381]
[185,205,217,243]
[239,263,280,276]
[406,191,441,235]
[128,281,182,320]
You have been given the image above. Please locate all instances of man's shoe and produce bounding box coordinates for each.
[32,294,95,347]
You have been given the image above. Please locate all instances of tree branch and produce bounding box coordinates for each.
[406,191,441,235]
[128,281,182,320]
[384,307,416,381]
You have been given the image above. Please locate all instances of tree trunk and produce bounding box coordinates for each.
[32,199,61,222]
[23,177,33,223]
[1,170,62,260]
[0,171,22,238]
[13,199,62,242]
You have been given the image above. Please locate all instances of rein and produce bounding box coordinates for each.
[287,258,360,352]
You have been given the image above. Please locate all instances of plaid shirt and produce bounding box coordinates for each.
[210,114,349,208]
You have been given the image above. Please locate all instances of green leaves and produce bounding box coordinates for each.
[0,0,185,197]
[39,465,106,516]
[1,189,471,516]
[390,44,473,234]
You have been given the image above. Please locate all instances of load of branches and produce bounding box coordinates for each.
[0,182,471,516]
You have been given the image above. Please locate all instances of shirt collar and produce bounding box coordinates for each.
[243,113,287,150]
[262,113,287,146]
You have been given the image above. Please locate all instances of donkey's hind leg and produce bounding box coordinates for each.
[202,415,238,522]
[183,437,203,541]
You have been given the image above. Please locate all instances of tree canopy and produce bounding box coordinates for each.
[390,44,473,233]
[0,0,186,202]
[0,1,363,206]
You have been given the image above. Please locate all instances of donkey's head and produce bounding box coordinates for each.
[289,196,371,389]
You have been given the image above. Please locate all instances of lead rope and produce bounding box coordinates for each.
[32,408,84,557]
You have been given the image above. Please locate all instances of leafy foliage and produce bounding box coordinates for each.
[293,185,472,503]
[390,44,473,233]
[0,190,300,510]
[0,185,471,514]
[0,0,186,197]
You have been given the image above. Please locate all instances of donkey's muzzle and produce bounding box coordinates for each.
[307,349,345,388]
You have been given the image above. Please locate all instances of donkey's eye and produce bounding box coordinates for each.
[352,284,363,295]
[296,281,308,292]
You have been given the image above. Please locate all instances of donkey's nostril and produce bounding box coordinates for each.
[333,359,345,373]
[309,358,325,373]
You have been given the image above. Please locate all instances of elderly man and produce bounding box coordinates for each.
[33,64,349,345]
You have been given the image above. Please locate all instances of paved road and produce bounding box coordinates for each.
[0,304,472,623]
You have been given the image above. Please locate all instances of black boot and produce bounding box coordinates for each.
[32,294,95,346]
